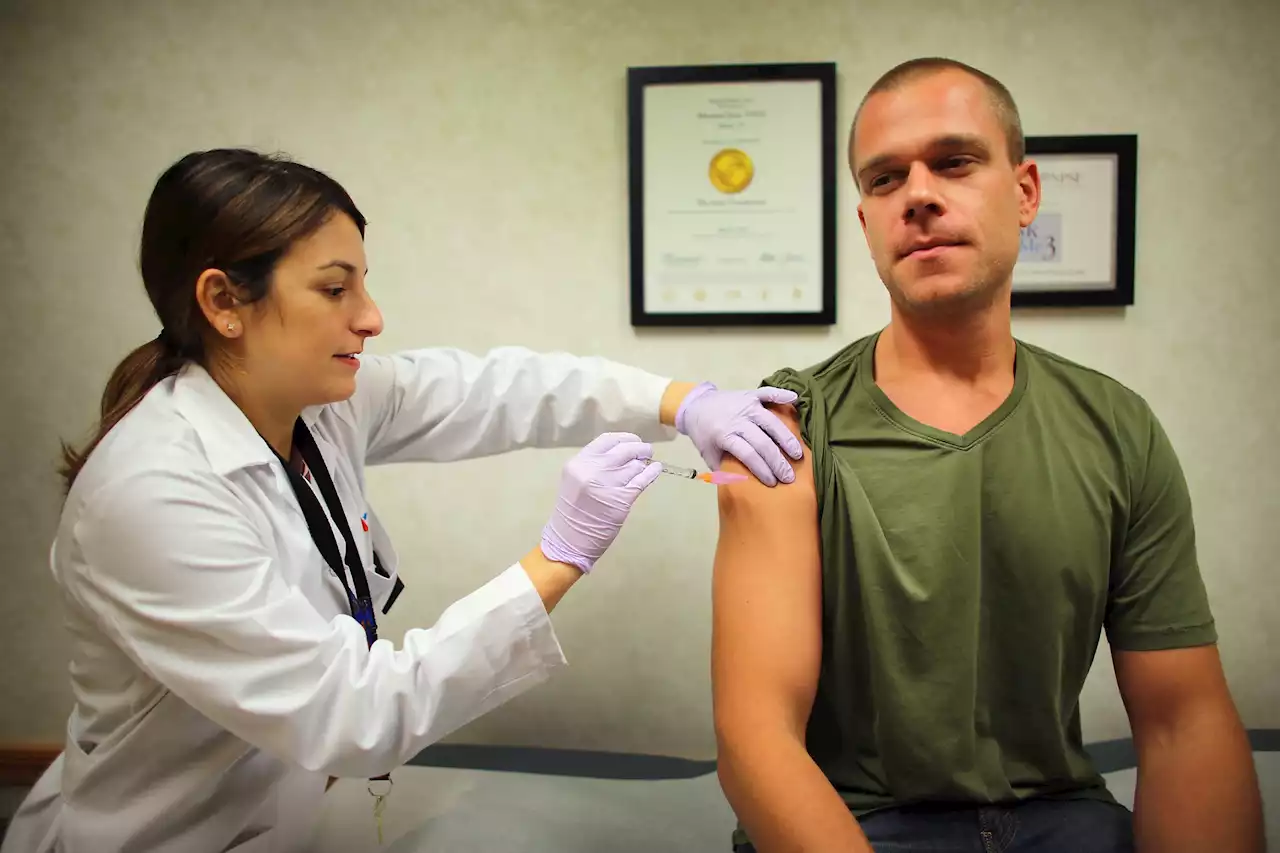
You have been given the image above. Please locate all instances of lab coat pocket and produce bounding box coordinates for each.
[363,506,404,615]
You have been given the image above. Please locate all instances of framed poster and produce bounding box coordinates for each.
[627,62,837,326]
[1013,134,1137,307]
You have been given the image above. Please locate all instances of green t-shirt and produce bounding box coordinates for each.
[746,332,1216,826]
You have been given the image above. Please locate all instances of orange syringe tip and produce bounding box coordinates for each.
[698,471,749,485]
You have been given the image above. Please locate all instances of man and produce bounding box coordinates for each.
[711,57,1264,853]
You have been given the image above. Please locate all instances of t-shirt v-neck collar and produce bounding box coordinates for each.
[858,331,1028,450]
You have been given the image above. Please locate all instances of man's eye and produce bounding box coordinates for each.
[325,286,346,298]
[868,173,897,192]
[938,156,973,171]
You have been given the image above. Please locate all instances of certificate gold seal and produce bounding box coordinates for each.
[709,148,754,194]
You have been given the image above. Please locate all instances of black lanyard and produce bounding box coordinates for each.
[271,419,381,647]
[270,418,395,786]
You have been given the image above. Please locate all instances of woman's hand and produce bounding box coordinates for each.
[538,433,662,574]
[675,383,804,486]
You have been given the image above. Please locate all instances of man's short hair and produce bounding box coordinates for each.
[850,57,1025,167]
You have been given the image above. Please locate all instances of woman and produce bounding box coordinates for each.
[3,149,803,852]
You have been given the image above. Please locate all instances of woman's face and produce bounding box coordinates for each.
[233,212,383,410]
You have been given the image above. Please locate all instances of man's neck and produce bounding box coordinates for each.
[877,301,1016,386]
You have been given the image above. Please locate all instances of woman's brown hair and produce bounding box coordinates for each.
[59,148,366,492]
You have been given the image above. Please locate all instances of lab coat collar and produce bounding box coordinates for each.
[171,363,320,476]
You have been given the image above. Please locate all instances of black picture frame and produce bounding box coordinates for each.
[1012,134,1137,308]
[626,62,837,326]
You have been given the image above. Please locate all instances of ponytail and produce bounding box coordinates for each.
[58,336,185,493]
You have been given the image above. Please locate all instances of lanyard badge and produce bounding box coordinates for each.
[351,595,378,649]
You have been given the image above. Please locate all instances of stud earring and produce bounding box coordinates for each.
[227,322,235,332]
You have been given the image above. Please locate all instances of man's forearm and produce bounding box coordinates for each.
[1132,710,1264,853]
[718,731,873,853]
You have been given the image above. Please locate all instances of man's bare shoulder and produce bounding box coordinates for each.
[717,404,817,523]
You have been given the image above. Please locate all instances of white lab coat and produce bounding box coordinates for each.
[3,346,676,853]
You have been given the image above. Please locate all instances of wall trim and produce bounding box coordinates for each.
[408,729,1280,779]
[0,744,60,787]
[408,744,715,780]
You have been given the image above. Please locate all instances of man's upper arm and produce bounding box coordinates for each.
[712,404,823,741]
[1113,645,1238,737]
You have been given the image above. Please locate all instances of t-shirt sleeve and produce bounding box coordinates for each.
[1105,403,1218,651]
[761,366,830,459]
[762,368,815,432]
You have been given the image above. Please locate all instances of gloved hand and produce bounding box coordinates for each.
[675,382,804,486]
[539,433,663,573]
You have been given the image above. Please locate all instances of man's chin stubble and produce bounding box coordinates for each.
[888,276,1005,318]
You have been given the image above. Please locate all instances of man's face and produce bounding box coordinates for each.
[852,70,1040,316]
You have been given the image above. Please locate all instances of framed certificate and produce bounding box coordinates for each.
[1012,134,1137,307]
[627,62,837,326]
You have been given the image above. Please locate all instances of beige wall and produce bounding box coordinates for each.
[1,0,1276,757]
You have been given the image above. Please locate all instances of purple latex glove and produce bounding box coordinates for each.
[675,382,804,486]
[539,433,663,573]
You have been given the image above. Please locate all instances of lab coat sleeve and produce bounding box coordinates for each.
[348,346,679,465]
[69,467,566,779]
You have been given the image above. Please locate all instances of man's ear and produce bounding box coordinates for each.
[1016,158,1042,228]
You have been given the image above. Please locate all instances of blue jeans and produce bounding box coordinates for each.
[733,798,1134,852]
